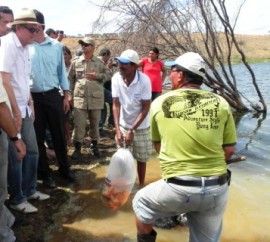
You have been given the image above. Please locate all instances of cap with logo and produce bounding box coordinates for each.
[116,49,140,64]
[7,8,42,27]
[78,37,95,46]
[165,52,206,78]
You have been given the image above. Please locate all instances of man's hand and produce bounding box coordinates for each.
[115,129,124,147]
[226,156,247,164]
[69,98,74,108]
[14,139,26,160]
[85,72,96,81]
[125,130,134,146]
[63,96,70,113]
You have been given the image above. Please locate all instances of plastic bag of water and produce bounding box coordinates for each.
[101,147,136,210]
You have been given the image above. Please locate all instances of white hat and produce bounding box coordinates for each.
[116,49,140,64]
[165,52,206,78]
[7,8,41,28]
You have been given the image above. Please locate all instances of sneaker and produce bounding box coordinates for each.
[28,191,50,201]
[10,201,38,214]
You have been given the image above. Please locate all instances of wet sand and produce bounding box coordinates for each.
[46,156,270,242]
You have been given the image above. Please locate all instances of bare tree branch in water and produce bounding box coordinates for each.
[89,0,267,112]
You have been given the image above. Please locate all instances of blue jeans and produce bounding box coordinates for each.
[0,197,16,242]
[0,131,16,242]
[8,116,39,205]
[0,130,8,196]
[133,178,229,242]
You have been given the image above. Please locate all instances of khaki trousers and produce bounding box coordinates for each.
[72,108,101,143]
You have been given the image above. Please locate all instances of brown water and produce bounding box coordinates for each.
[47,156,270,242]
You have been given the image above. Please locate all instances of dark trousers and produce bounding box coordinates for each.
[99,88,114,129]
[32,90,69,179]
[151,92,162,101]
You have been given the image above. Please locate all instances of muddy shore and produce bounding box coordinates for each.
[11,131,117,242]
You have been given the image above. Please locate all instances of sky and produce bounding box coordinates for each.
[1,0,269,36]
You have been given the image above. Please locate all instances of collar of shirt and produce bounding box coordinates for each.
[33,36,53,46]
[121,70,140,87]
[12,32,23,48]
[78,55,97,62]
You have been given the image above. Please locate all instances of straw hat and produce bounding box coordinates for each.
[7,8,41,27]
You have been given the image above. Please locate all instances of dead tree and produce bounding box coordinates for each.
[89,0,267,112]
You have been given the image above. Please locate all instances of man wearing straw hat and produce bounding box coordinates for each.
[0,8,50,215]
[0,5,27,242]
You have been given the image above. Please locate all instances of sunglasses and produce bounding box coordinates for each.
[23,26,39,34]
[80,43,92,47]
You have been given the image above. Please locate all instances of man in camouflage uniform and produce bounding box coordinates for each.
[68,37,111,159]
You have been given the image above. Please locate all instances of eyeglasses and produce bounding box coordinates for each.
[23,26,39,34]
[80,43,92,47]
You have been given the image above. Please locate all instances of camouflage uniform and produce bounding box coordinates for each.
[68,55,112,144]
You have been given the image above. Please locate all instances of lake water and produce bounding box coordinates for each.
[48,63,270,242]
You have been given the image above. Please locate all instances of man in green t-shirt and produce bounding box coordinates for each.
[133,52,237,242]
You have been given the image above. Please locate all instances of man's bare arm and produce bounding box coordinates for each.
[0,102,26,159]
[1,72,21,130]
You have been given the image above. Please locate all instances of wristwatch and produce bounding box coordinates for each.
[10,133,22,141]
[129,129,136,134]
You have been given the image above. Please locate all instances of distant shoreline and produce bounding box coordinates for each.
[62,34,270,63]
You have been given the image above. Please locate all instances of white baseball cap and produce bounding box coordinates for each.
[165,52,206,78]
[116,49,140,64]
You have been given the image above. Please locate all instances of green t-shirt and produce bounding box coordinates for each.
[150,89,237,178]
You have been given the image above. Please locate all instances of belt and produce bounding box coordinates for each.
[166,173,227,187]
[32,88,59,96]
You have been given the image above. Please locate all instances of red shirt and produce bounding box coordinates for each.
[141,57,164,92]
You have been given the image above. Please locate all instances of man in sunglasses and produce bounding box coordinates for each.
[0,5,27,242]
[0,8,49,215]
[68,37,112,160]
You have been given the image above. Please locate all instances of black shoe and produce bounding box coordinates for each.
[12,215,25,228]
[71,149,81,160]
[90,143,100,157]
[59,170,76,182]
[108,124,114,129]
[43,177,56,189]
[99,129,106,137]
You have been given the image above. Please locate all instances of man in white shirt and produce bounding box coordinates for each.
[0,8,49,214]
[0,6,26,242]
[112,49,152,186]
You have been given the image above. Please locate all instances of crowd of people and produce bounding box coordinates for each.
[0,6,237,242]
